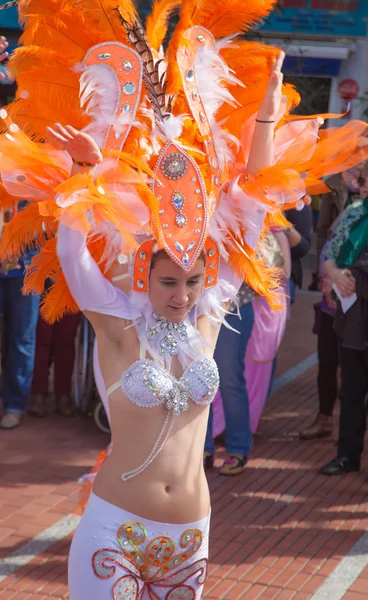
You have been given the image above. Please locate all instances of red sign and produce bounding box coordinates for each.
[338,79,360,100]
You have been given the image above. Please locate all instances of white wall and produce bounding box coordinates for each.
[328,36,368,124]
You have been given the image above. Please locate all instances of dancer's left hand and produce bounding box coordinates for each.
[0,36,9,80]
[258,51,286,122]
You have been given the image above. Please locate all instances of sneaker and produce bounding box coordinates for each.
[219,454,248,476]
[0,411,23,430]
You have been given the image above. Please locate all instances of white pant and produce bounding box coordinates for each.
[68,492,210,599]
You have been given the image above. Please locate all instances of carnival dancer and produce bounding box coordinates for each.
[0,2,368,598]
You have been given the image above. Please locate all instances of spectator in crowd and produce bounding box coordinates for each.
[204,282,255,475]
[0,206,40,429]
[284,204,313,304]
[28,285,80,418]
[300,166,364,440]
[320,165,368,475]
[246,228,291,433]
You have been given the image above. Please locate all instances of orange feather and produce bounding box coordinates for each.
[23,237,60,294]
[146,0,181,52]
[192,0,277,38]
[0,203,55,261]
[40,275,79,323]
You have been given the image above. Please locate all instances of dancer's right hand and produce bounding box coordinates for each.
[46,123,103,165]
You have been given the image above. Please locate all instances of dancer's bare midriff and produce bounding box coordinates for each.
[91,314,217,524]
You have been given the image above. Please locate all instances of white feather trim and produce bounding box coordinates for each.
[194,45,243,170]
[79,64,121,148]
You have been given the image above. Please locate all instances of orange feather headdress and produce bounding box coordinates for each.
[0,0,367,321]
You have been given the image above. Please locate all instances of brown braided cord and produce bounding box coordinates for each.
[0,0,20,11]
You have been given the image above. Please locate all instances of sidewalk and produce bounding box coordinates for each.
[1,290,368,600]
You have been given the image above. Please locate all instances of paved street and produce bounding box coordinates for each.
[1,291,368,600]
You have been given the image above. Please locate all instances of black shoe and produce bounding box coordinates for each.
[320,456,360,476]
[203,451,214,471]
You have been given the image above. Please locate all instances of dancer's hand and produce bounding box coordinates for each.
[258,52,286,122]
[0,36,9,80]
[46,123,103,165]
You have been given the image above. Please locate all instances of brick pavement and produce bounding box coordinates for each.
[1,291,368,599]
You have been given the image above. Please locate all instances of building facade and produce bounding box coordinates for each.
[257,0,368,123]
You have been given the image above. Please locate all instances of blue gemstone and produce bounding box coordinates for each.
[186,242,196,252]
[182,253,190,265]
[172,191,185,211]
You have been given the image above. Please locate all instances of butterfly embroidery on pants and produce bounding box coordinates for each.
[92,521,208,599]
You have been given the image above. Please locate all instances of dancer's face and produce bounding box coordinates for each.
[149,253,205,322]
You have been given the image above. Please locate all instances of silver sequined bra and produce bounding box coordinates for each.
[107,355,219,481]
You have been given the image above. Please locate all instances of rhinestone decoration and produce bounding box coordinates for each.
[197,34,206,42]
[197,203,202,208]
[191,176,197,182]
[139,251,147,260]
[98,52,111,60]
[182,253,190,266]
[161,153,188,180]
[211,156,218,168]
[208,247,216,257]
[163,224,169,229]
[195,229,200,234]
[117,253,128,264]
[123,82,136,95]
[186,242,196,253]
[137,280,144,289]
[195,188,201,194]
[171,190,188,228]
[209,261,215,269]
[175,241,184,252]
[16,175,26,182]
[166,381,189,416]
[199,111,206,122]
[159,209,164,215]
[207,275,214,284]
[171,190,185,211]
[123,60,133,70]
[123,104,131,113]
[148,313,189,359]
[186,69,195,81]
[175,214,187,227]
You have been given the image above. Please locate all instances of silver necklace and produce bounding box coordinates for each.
[147,312,188,356]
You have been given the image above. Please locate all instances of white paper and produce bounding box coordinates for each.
[332,284,357,314]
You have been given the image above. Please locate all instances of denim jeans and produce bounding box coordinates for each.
[205,302,254,456]
[0,277,40,413]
